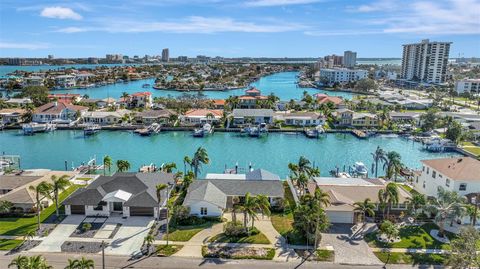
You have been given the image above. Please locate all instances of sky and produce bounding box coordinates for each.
[0,0,479,58]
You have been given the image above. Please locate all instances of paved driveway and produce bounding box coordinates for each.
[105,216,154,256]
[320,223,381,265]
[31,215,84,253]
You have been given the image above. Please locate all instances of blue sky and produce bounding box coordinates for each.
[0,0,479,58]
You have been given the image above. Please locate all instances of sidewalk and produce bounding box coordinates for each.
[370,247,480,254]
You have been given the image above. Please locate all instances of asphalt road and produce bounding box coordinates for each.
[0,252,444,269]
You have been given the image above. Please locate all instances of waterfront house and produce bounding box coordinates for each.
[23,76,44,87]
[310,177,411,223]
[33,101,88,123]
[0,170,76,213]
[205,168,281,181]
[133,109,175,125]
[334,108,354,126]
[412,157,480,227]
[390,112,423,125]
[82,109,131,125]
[351,113,379,128]
[315,94,345,108]
[55,75,76,88]
[231,109,274,126]
[122,92,153,109]
[183,177,284,217]
[181,109,223,125]
[211,99,226,109]
[0,108,26,124]
[394,99,433,110]
[5,98,32,107]
[413,157,480,198]
[63,172,174,218]
[238,88,268,109]
[48,93,82,104]
[275,111,326,127]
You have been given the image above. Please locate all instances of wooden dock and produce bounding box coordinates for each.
[351,130,367,138]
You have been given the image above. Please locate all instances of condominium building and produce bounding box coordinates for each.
[455,79,480,94]
[401,39,451,84]
[319,68,367,85]
[162,48,169,62]
[324,54,343,67]
[343,51,357,68]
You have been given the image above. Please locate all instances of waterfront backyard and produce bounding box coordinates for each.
[0,131,460,177]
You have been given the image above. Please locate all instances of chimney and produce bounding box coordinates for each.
[54,101,58,107]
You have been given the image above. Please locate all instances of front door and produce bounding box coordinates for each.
[113,202,123,212]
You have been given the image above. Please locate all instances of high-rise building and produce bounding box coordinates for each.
[401,39,451,84]
[162,48,169,62]
[343,51,357,68]
[324,54,343,67]
[48,55,54,59]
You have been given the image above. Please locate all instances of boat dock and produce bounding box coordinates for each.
[351,130,367,138]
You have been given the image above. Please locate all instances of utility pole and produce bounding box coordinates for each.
[166,182,173,246]
[102,240,106,269]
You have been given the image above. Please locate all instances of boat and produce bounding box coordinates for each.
[142,83,151,88]
[137,123,161,136]
[248,123,268,137]
[423,138,454,152]
[304,125,324,138]
[22,123,56,135]
[193,123,213,137]
[84,124,101,136]
[351,162,368,177]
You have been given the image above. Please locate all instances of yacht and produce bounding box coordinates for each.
[352,162,368,177]
[137,123,161,136]
[22,123,56,135]
[193,123,213,137]
[305,125,324,138]
[84,124,101,136]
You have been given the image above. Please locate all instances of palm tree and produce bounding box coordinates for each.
[379,220,399,266]
[8,255,28,269]
[191,147,209,179]
[314,188,331,208]
[162,162,177,173]
[75,257,94,269]
[406,193,426,216]
[65,259,78,269]
[182,171,194,191]
[240,192,259,232]
[383,151,403,181]
[103,155,112,176]
[424,187,466,237]
[354,198,376,223]
[29,181,52,232]
[371,146,387,178]
[144,234,155,255]
[50,175,71,217]
[183,156,191,174]
[382,183,399,219]
[156,184,167,220]
[465,204,480,225]
[255,194,271,220]
[0,200,13,213]
[116,160,130,172]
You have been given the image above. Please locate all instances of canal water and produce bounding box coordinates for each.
[50,72,353,101]
[0,130,460,178]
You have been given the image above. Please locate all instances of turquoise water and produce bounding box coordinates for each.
[0,130,460,178]
[51,72,353,101]
[0,64,145,76]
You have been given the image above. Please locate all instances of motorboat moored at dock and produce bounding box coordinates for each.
[84,124,101,136]
[193,123,213,137]
[22,123,56,135]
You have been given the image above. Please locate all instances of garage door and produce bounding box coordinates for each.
[130,207,154,216]
[70,205,85,214]
[326,211,354,224]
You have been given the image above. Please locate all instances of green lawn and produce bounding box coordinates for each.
[365,223,453,250]
[155,244,183,256]
[0,239,23,251]
[163,222,215,242]
[209,230,270,244]
[0,185,81,236]
[373,252,447,265]
[464,147,480,156]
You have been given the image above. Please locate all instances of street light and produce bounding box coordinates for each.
[101,240,108,269]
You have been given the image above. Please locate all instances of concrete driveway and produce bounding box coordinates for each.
[320,223,381,265]
[31,215,84,253]
[105,216,155,256]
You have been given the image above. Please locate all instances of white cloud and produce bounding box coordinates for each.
[0,42,50,50]
[40,6,82,20]
[244,0,323,7]
[347,0,480,35]
[55,16,305,34]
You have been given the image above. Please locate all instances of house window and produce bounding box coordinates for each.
[432,171,436,179]
[426,167,429,174]
[200,207,208,215]
[416,176,419,183]
[423,181,425,188]
[459,184,467,191]
[445,179,450,187]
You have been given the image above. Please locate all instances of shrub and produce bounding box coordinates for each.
[224,221,246,237]
[82,223,92,232]
[202,216,222,223]
[176,216,206,226]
